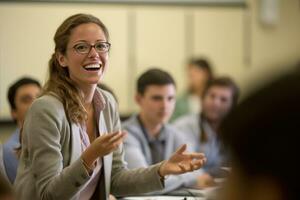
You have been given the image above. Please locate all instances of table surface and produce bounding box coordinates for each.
[119,187,219,200]
[121,196,205,200]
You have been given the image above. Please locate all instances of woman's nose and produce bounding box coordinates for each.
[87,46,100,58]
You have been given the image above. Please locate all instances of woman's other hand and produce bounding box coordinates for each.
[82,131,127,169]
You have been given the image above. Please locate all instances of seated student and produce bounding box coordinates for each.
[123,68,205,194]
[173,77,239,187]
[219,67,300,200]
[2,77,41,184]
[171,57,214,122]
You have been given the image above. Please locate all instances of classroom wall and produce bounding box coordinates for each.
[0,0,299,121]
[244,0,300,91]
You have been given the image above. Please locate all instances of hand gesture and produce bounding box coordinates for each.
[82,131,127,168]
[159,144,206,177]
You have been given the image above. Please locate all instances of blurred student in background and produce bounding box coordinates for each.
[173,77,239,188]
[2,77,41,184]
[123,68,205,194]
[171,57,213,121]
[220,67,300,200]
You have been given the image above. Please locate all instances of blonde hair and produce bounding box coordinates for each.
[42,13,109,124]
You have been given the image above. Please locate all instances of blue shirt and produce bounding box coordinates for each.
[3,128,20,183]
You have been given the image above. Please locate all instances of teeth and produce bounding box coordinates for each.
[84,64,101,69]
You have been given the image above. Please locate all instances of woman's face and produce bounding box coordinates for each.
[57,23,109,88]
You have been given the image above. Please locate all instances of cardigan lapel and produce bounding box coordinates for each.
[70,123,81,164]
[99,111,112,199]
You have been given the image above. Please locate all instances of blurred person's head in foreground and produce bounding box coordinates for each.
[220,66,300,200]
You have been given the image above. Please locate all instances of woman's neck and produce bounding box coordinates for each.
[79,84,97,107]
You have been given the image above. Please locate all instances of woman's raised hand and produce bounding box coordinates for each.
[82,131,127,168]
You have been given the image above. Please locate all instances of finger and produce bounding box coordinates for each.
[108,132,127,149]
[103,137,124,154]
[191,160,199,171]
[178,162,193,172]
[178,162,186,172]
[183,152,206,160]
[108,131,127,143]
[203,157,207,164]
[191,159,206,169]
[112,130,127,138]
[112,130,122,134]
[98,132,120,142]
[111,139,124,150]
[190,161,196,171]
[175,144,187,154]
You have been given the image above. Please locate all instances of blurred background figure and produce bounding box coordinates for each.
[2,77,41,184]
[171,57,213,122]
[173,77,239,188]
[219,66,300,200]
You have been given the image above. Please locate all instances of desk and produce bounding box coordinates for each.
[119,187,219,200]
[120,196,205,200]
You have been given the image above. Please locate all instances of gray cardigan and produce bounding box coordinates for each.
[14,89,163,200]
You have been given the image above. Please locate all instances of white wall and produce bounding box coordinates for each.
[0,0,299,120]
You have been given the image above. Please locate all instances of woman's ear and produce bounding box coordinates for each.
[56,52,68,67]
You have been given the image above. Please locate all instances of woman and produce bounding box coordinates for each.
[14,14,206,200]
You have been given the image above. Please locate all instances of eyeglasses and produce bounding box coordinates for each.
[72,42,111,54]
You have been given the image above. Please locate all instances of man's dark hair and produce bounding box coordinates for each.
[188,57,213,81]
[7,77,41,110]
[220,67,300,200]
[203,76,240,107]
[137,68,176,95]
